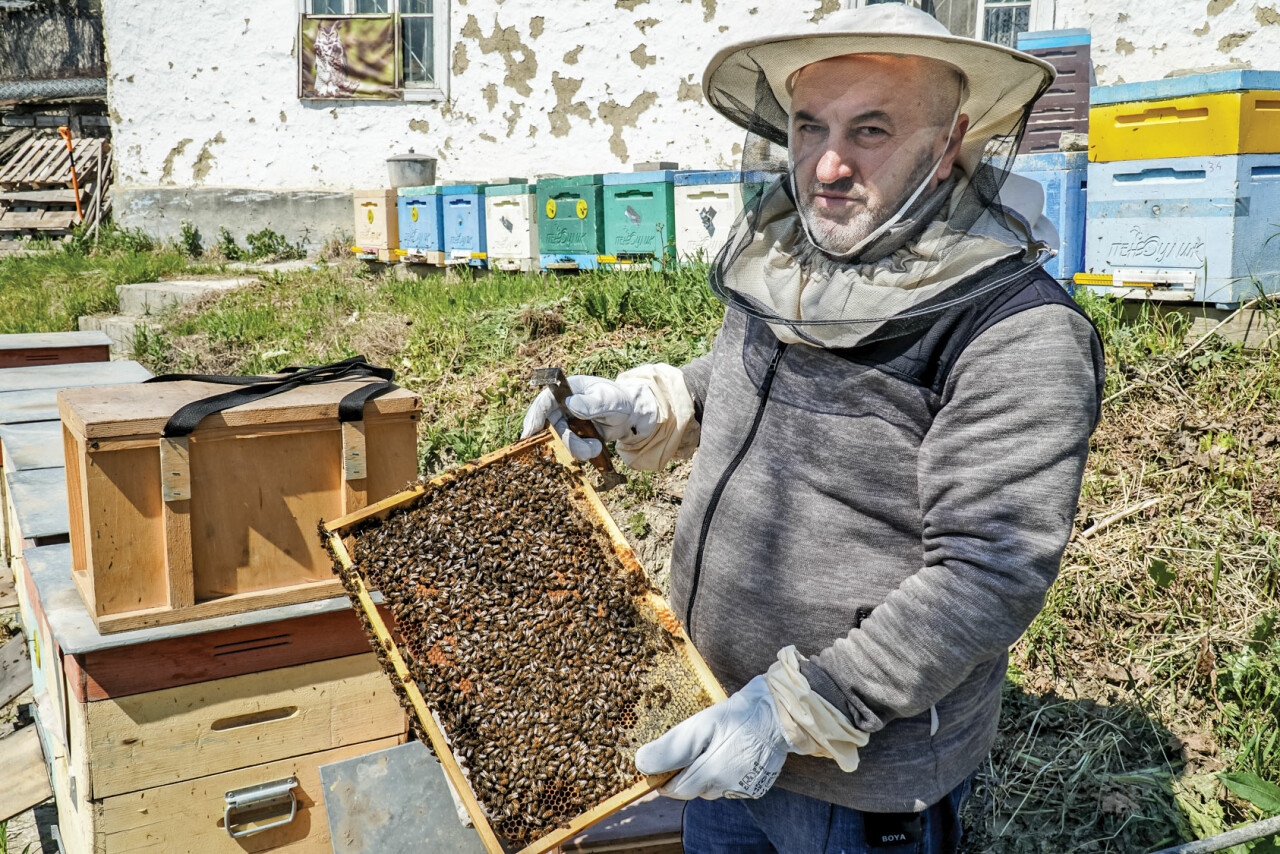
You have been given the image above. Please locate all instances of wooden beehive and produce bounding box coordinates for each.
[58,378,421,634]
[353,189,399,252]
[321,430,726,854]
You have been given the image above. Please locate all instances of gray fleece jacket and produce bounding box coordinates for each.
[670,262,1105,812]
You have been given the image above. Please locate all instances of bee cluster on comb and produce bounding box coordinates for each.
[339,444,713,845]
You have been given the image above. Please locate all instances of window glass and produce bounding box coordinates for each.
[311,0,345,13]
[982,1,1030,46]
[402,15,435,85]
[400,0,432,13]
[354,0,390,13]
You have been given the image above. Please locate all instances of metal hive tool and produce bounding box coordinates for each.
[321,429,725,854]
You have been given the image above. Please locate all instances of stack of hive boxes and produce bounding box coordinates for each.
[1011,29,1092,288]
[1081,70,1280,305]
[6,350,419,853]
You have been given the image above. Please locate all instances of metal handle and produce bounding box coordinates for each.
[224,775,298,839]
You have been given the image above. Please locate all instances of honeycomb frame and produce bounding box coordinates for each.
[320,428,727,854]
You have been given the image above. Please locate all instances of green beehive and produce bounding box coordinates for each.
[537,175,606,261]
[603,171,677,268]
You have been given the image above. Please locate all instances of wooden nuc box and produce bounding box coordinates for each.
[58,378,421,634]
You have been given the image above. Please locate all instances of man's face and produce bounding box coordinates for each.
[789,54,969,255]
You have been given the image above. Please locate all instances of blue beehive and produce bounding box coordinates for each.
[1082,153,1280,305]
[1012,151,1087,284]
[442,184,487,267]
[396,186,444,262]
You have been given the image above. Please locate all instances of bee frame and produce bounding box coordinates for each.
[320,428,726,854]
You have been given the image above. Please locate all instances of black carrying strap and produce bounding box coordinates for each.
[144,356,398,438]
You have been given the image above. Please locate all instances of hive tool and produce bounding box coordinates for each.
[530,367,627,491]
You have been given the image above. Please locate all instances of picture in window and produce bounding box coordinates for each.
[299,16,398,99]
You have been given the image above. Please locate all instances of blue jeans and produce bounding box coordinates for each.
[682,775,974,854]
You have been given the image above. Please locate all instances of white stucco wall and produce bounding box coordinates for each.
[1050,0,1280,86]
[103,0,848,195]
[102,0,1280,241]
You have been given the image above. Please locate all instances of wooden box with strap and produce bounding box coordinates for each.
[57,358,421,634]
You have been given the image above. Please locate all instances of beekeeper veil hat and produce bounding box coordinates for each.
[702,4,1058,349]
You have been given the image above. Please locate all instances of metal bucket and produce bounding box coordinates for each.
[387,152,437,190]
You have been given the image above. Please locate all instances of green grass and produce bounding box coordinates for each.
[0,222,219,334]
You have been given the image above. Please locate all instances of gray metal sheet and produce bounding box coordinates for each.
[7,467,68,541]
[0,422,63,471]
[319,741,489,854]
[24,543,378,655]
[0,331,111,351]
[0,360,151,394]
[0,389,59,425]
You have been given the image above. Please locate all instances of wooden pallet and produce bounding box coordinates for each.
[0,136,111,241]
[321,429,727,854]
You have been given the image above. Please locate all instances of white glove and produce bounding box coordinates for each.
[634,675,794,800]
[520,374,659,460]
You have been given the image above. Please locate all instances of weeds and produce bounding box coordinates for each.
[177,221,203,257]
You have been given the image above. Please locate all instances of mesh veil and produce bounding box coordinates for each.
[705,38,1055,349]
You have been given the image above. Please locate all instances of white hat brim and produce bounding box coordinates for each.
[702,28,1055,164]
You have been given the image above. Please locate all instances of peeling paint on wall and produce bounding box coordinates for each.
[1257,5,1280,26]
[1115,37,1135,55]
[677,78,703,103]
[615,0,649,9]
[191,132,225,184]
[562,45,583,65]
[809,0,840,24]
[460,14,539,98]
[278,110,287,123]
[504,102,522,137]
[410,118,431,133]
[452,42,469,76]
[1218,31,1250,49]
[701,0,717,23]
[160,138,193,184]
[549,72,591,137]
[634,17,659,33]
[482,83,498,111]
[597,90,658,161]
[1207,0,1235,15]
[630,44,656,68]
[1194,21,1211,35]
[529,16,544,38]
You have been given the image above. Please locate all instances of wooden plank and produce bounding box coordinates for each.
[80,575,349,635]
[0,632,32,706]
[0,559,15,611]
[66,606,389,702]
[0,727,52,823]
[73,653,407,799]
[0,421,65,471]
[7,466,69,542]
[60,379,421,440]
[0,189,78,204]
[94,736,402,854]
[0,360,151,394]
[163,499,194,609]
[0,331,111,353]
[0,210,77,231]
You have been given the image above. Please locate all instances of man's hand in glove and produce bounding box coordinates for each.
[520,373,659,460]
[634,675,794,800]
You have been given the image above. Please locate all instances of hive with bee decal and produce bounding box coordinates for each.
[321,429,725,854]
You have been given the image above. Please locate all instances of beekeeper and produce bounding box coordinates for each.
[523,6,1105,851]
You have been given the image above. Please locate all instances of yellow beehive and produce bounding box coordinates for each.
[1089,89,1280,162]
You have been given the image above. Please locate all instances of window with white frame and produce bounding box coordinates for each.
[302,0,448,99]
[845,0,1052,45]
[977,0,1030,47]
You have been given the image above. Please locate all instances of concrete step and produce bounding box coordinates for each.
[77,314,158,361]
[226,259,314,275]
[116,277,254,317]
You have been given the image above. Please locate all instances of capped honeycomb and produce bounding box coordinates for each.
[333,442,716,847]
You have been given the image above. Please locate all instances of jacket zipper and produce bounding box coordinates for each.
[685,340,786,635]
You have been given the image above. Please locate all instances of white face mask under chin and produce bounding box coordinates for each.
[789,104,961,261]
